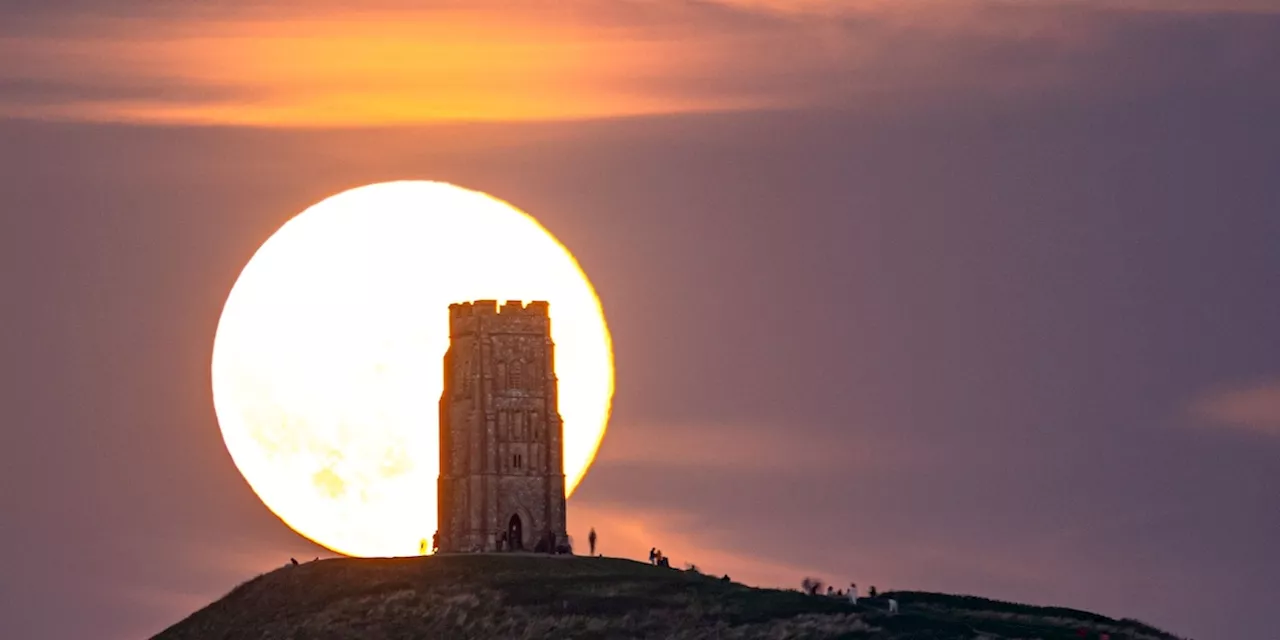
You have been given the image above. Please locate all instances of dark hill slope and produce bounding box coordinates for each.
[152,554,1178,640]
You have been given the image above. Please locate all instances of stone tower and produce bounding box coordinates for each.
[436,300,568,553]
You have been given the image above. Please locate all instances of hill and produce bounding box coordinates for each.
[152,554,1178,639]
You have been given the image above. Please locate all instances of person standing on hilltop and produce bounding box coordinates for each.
[649,547,657,564]
[588,528,597,556]
[848,583,858,604]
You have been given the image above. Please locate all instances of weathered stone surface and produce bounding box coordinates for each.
[436,300,568,553]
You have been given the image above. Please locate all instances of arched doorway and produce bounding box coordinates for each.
[508,514,523,551]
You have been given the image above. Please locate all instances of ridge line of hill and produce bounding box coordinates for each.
[153,554,1182,640]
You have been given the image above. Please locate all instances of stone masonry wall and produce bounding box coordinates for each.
[436,300,568,553]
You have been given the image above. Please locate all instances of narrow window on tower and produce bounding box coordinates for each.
[511,360,523,389]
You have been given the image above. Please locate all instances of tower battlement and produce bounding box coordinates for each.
[449,299,550,317]
[449,300,551,336]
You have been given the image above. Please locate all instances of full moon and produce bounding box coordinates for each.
[210,181,614,558]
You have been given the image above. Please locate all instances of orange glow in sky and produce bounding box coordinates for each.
[0,9,756,126]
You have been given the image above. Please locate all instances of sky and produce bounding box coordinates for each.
[1,1,1279,639]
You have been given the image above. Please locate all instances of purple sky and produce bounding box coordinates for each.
[2,3,1279,639]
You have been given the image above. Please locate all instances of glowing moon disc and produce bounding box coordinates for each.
[210,181,614,557]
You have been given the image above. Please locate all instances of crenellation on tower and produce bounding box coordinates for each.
[449,300,550,340]
[436,299,569,554]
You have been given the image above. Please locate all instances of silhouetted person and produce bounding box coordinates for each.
[431,532,440,553]
[721,575,731,582]
[290,557,299,566]
[588,528,597,556]
[888,598,899,614]
[649,547,657,565]
[826,586,834,596]
[849,583,858,604]
[868,585,878,598]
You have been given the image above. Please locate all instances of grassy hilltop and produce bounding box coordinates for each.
[152,554,1178,640]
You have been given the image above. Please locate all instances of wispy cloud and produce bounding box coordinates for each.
[0,7,756,126]
[567,501,826,588]
[1190,379,1280,437]
[567,482,1104,599]
[709,0,1280,16]
[594,421,935,473]
[2,0,1278,126]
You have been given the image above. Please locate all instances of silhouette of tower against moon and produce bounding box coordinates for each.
[436,300,569,553]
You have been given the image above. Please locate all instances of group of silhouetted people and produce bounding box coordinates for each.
[648,547,670,568]
[802,578,897,614]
